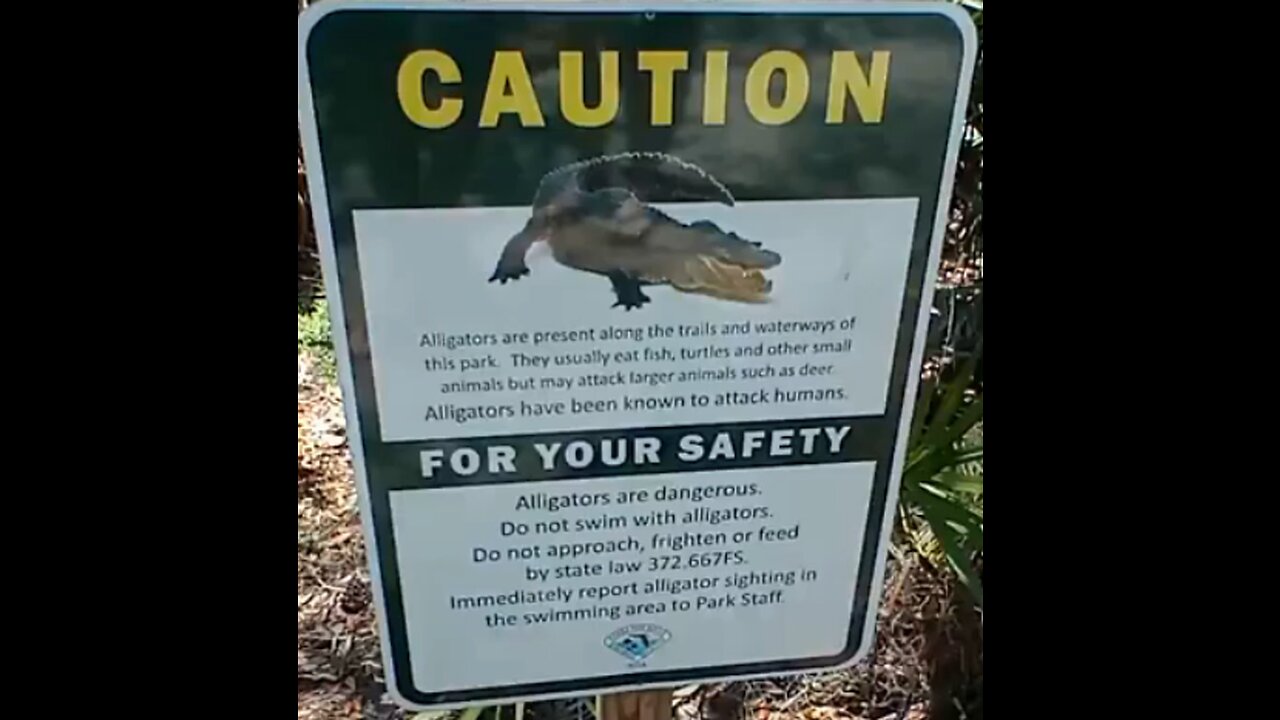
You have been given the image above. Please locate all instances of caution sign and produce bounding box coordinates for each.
[298,0,976,709]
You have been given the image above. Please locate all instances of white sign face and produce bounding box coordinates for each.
[359,199,907,691]
[391,464,875,693]
[299,0,976,709]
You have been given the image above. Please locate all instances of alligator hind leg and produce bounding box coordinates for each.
[608,271,651,310]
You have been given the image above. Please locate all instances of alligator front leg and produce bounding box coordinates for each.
[489,220,540,283]
[608,271,651,310]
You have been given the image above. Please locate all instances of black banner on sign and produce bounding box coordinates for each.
[383,415,886,488]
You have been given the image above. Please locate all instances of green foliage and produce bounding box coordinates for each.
[900,345,984,609]
[298,299,337,382]
[895,1,984,611]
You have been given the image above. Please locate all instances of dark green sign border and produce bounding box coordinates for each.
[299,0,976,709]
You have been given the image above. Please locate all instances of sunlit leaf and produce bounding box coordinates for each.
[920,341,982,450]
[936,471,984,495]
[909,375,937,446]
[931,519,984,607]
[898,340,983,609]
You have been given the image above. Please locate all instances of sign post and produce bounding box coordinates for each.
[602,688,674,720]
[299,0,976,711]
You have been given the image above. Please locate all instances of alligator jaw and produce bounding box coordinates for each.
[667,258,775,303]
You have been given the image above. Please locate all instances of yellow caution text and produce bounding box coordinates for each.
[396,49,891,128]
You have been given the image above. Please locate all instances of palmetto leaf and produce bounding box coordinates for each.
[919,340,982,448]
[936,471,984,496]
[909,374,937,448]
[929,514,984,608]
[900,339,983,609]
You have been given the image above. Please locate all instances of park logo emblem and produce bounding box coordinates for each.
[604,624,673,665]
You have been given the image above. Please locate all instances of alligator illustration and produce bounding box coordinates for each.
[488,151,781,309]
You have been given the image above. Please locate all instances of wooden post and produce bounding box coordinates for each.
[600,690,673,720]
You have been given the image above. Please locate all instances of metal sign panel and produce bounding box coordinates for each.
[298,0,976,709]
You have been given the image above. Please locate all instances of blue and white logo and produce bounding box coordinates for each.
[604,624,672,665]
